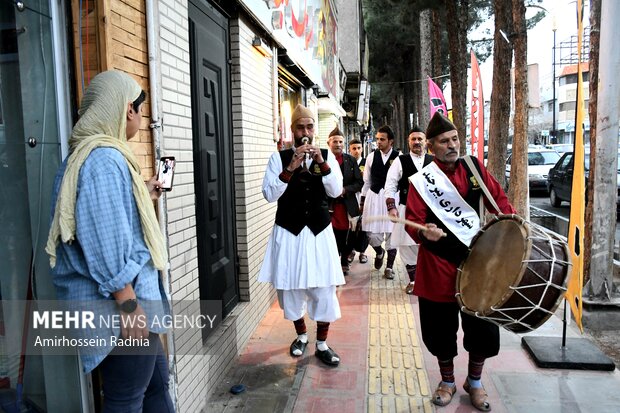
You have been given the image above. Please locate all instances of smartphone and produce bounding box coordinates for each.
[157,156,176,191]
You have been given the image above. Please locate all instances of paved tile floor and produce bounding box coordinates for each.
[206,251,620,413]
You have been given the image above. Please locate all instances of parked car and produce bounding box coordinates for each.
[547,151,620,216]
[505,148,561,192]
[545,143,573,155]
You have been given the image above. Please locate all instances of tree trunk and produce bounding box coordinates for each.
[420,9,433,130]
[583,0,600,285]
[413,11,424,127]
[508,0,528,217]
[445,0,469,155]
[588,0,619,300]
[487,0,513,187]
[398,92,407,150]
[431,9,443,85]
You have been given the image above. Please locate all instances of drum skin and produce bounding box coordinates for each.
[456,215,571,333]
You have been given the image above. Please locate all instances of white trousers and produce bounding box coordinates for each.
[277,286,341,322]
[367,232,395,250]
[399,244,420,266]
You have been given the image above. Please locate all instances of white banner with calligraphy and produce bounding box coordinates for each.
[410,162,480,246]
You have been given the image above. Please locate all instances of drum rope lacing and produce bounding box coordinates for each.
[467,221,570,332]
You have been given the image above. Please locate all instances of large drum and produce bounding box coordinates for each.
[456,215,571,333]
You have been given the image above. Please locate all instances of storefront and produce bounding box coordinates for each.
[239,0,344,147]
[1,0,87,410]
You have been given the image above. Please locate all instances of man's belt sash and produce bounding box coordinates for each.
[409,162,480,246]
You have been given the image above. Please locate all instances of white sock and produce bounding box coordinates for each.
[467,377,482,388]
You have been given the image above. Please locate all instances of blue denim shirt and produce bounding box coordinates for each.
[50,147,168,373]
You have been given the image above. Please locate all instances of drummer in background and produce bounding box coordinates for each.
[405,112,516,412]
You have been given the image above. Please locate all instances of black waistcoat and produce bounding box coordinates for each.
[275,148,331,235]
[397,154,433,205]
[370,149,399,193]
[423,158,484,264]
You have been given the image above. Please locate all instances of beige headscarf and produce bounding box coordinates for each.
[46,70,167,270]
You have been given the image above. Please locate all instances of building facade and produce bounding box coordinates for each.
[0,0,362,411]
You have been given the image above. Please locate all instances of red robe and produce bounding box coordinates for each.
[405,157,516,302]
[331,153,349,230]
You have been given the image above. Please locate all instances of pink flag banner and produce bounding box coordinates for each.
[428,77,448,118]
[470,50,484,159]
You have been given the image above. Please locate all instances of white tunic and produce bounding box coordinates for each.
[384,153,426,246]
[259,149,345,290]
[361,149,400,233]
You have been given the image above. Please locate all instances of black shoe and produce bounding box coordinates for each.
[315,347,340,366]
[347,252,355,263]
[373,248,384,270]
[290,339,307,357]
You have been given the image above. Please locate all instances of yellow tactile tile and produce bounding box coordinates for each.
[367,256,432,411]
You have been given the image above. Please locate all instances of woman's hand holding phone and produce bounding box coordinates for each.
[146,175,164,200]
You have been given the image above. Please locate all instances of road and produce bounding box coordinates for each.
[530,191,620,367]
[529,191,620,251]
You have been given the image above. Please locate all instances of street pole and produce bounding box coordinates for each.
[552,22,557,144]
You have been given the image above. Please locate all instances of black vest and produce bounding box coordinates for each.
[275,149,331,235]
[398,154,433,205]
[370,149,399,193]
[423,158,484,264]
[358,157,366,174]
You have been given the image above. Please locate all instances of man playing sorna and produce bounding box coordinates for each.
[406,112,515,411]
[259,104,344,366]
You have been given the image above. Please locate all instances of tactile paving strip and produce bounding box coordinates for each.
[366,260,434,413]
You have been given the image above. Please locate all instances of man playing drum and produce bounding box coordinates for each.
[405,112,516,411]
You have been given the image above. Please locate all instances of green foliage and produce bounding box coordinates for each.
[363,0,493,123]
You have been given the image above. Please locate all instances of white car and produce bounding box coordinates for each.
[505,149,561,192]
[545,143,573,155]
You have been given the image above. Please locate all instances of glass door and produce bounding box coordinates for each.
[1,0,83,411]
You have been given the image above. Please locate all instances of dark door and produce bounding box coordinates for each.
[189,0,238,324]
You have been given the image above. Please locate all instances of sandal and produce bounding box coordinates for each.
[289,339,307,357]
[315,347,340,366]
[463,380,491,411]
[431,382,456,406]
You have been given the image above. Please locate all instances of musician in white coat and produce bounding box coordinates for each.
[384,126,433,294]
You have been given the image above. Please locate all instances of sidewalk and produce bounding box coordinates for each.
[205,253,620,413]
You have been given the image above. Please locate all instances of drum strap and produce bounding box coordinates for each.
[463,155,501,213]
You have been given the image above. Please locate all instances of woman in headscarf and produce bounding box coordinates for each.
[46,70,173,412]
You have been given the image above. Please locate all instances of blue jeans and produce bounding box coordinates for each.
[98,333,174,413]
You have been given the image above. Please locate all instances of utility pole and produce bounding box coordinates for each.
[588,0,619,300]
